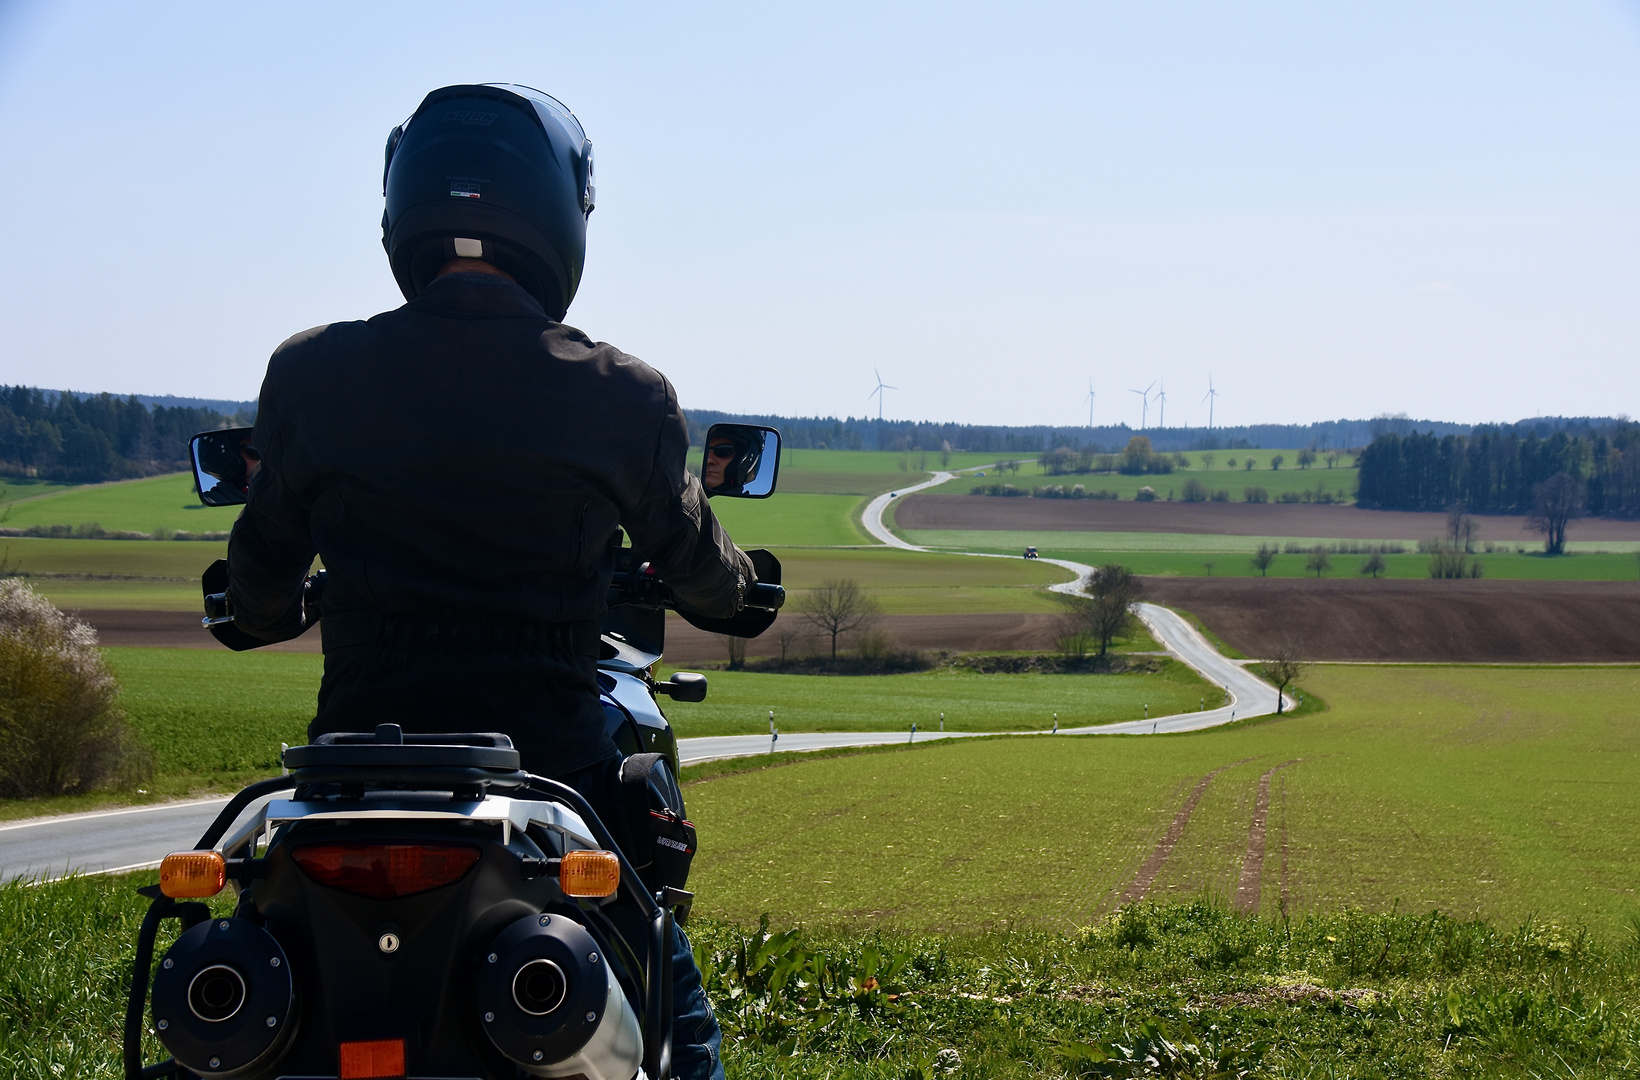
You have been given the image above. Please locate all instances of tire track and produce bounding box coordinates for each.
[1120,756,1260,904]
[1232,759,1302,914]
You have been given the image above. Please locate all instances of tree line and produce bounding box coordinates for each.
[0,386,253,483]
[1355,425,1640,518]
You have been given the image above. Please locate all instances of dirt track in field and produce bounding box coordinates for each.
[81,610,1064,662]
[1234,760,1301,915]
[1122,758,1259,904]
[896,493,1640,542]
[1142,577,1640,663]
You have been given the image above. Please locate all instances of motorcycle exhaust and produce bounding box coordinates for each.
[149,917,296,1077]
[476,913,642,1080]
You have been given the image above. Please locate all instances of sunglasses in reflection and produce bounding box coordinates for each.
[707,444,738,458]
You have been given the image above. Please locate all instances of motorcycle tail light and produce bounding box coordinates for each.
[293,843,480,900]
[159,851,226,898]
[338,1038,405,1079]
[559,849,621,898]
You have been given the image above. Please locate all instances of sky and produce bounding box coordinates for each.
[0,1,1637,430]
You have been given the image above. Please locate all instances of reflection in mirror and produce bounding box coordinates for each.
[701,424,781,499]
[191,427,257,507]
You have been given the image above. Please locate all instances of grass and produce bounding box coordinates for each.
[905,533,1640,580]
[0,473,219,535]
[0,537,226,611]
[12,875,1640,1080]
[0,474,79,506]
[770,547,1072,615]
[664,660,1215,738]
[938,457,1361,502]
[685,663,1640,937]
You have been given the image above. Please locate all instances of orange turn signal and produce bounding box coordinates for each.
[339,1038,405,1079]
[158,850,226,898]
[559,850,621,898]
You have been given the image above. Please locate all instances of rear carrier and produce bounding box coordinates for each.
[126,725,685,1080]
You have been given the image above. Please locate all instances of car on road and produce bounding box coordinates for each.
[1023,545,1038,559]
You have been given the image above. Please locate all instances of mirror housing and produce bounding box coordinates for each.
[190,428,257,507]
[701,424,780,498]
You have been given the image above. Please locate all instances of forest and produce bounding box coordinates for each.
[1355,424,1640,516]
[0,386,251,483]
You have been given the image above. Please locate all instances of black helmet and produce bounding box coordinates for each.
[381,83,595,320]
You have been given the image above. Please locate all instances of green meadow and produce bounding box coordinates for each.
[687,663,1640,938]
[943,452,1361,502]
[906,536,1640,581]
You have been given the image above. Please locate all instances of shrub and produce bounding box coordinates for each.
[1209,489,1230,502]
[1180,479,1209,502]
[0,580,151,797]
[1134,486,1157,502]
[1276,491,1303,503]
[1244,486,1269,504]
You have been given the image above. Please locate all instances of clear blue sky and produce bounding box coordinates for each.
[1,1,1636,429]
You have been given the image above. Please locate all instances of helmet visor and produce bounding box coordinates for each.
[483,83,586,145]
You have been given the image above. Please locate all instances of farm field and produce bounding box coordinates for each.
[768,446,997,495]
[0,472,217,534]
[948,453,1360,502]
[907,539,1640,581]
[1142,577,1640,663]
[687,663,1640,937]
[895,490,1640,546]
[0,641,1208,818]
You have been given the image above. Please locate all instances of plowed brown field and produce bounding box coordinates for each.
[1142,578,1640,663]
[896,494,1640,541]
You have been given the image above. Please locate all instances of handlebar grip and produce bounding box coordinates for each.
[745,582,785,611]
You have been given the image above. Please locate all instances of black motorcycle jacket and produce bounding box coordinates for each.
[227,271,753,771]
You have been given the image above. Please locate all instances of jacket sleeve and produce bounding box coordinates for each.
[226,371,317,642]
[621,379,754,618]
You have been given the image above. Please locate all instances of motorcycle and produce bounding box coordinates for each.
[123,424,784,1080]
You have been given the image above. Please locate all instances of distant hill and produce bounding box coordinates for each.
[683,409,1630,456]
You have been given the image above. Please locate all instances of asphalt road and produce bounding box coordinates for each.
[0,470,1282,881]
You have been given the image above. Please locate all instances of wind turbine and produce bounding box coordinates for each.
[868,368,897,422]
[1127,381,1155,429]
[1084,381,1097,428]
[1155,382,1168,429]
[1203,376,1220,429]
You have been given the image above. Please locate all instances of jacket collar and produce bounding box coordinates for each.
[406,272,550,320]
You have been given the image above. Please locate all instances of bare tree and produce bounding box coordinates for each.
[1270,454,1286,471]
[1325,450,1341,469]
[1251,543,1276,577]
[1084,564,1143,658]
[798,578,881,660]
[1304,550,1331,578]
[940,439,952,468]
[1446,506,1479,553]
[1296,449,1316,470]
[1202,560,1215,577]
[1526,472,1584,555]
[774,624,804,664]
[1200,452,1216,470]
[1360,552,1386,579]
[718,634,746,670]
[1263,638,1305,715]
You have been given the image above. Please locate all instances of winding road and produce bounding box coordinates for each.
[0,469,1284,882]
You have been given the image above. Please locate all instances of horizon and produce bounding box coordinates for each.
[1,2,1636,427]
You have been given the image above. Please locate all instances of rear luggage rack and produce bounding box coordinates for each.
[284,723,529,794]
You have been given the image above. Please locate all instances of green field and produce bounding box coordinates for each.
[686,664,1640,937]
[770,546,1072,614]
[940,454,1360,503]
[666,661,1214,738]
[0,473,221,534]
[765,447,1001,496]
[904,532,1640,580]
[0,474,79,505]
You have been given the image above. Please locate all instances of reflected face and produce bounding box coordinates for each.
[704,438,736,488]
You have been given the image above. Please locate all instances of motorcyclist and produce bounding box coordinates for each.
[224,83,743,1080]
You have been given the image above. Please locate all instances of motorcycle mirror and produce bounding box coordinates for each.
[701,424,780,499]
[190,427,256,507]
